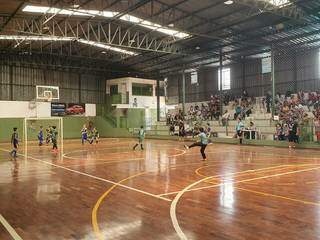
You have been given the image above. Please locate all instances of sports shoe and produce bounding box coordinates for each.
[184,145,189,150]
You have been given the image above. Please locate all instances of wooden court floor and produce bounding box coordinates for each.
[1,138,320,240]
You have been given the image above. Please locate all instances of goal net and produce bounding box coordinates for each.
[24,117,63,151]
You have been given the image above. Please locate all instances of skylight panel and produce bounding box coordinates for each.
[78,39,137,55]
[265,0,290,7]
[22,5,190,39]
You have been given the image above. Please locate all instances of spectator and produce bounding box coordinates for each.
[221,110,230,126]
[288,120,299,148]
[266,91,271,113]
[275,123,285,141]
[245,121,256,140]
[235,118,244,144]
[234,105,242,120]
[314,118,320,143]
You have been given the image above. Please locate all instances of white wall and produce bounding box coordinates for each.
[106,77,165,109]
[0,101,51,118]
[85,104,96,117]
[0,101,96,118]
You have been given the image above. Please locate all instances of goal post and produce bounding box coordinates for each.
[23,117,64,152]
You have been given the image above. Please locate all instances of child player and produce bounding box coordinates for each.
[10,127,19,158]
[51,126,58,152]
[133,126,145,150]
[89,127,99,144]
[38,126,44,146]
[45,126,52,145]
[81,124,88,145]
[184,127,208,161]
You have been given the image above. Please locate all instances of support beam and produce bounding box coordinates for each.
[182,68,186,115]
[5,18,181,55]
[271,46,275,117]
[242,56,246,92]
[219,49,223,117]
[9,65,13,101]
[156,78,160,122]
[78,73,82,103]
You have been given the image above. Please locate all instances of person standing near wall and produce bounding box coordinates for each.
[10,127,19,158]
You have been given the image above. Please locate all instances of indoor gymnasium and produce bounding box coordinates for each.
[1,0,320,239]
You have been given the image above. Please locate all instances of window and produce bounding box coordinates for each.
[262,57,271,74]
[190,72,198,85]
[132,83,153,96]
[110,85,118,95]
[218,68,231,90]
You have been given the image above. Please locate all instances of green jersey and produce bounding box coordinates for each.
[51,130,58,141]
[138,129,145,140]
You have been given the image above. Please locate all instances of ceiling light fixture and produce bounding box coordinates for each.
[224,0,234,5]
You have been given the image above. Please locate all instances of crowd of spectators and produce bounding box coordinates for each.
[165,90,320,143]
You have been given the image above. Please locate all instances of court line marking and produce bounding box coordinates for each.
[195,164,320,206]
[92,172,146,240]
[159,164,291,197]
[0,148,171,202]
[170,166,320,240]
[62,148,185,161]
[0,214,23,240]
[194,164,319,182]
[235,187,320,206]
[160,165,320,197]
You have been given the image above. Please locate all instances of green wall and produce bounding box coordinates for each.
[0,116,131,142]
[0,118,24,142]
[127,109,145,128]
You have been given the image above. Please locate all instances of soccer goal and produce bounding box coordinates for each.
[24,117,64,152]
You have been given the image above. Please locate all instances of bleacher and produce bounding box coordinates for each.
[148,94,317,141]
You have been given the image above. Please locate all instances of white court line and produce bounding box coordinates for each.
[0,214,23,240]
[169,166,320,240]
[0,148,171,202]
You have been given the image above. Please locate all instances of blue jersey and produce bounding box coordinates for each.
[38,130,44,140]
[81,128,87,136]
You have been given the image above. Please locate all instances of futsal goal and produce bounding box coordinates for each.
[23,117,64,151]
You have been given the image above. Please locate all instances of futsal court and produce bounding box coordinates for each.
[1,138,320,240]
[2,0,320,239]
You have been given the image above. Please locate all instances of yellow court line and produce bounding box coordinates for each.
[194,164,314,182]
[92,172,147,240]
[0,148,171,202]
[194,164,291,183]
[159,166,320,197]
[169,165,320,240]
[195,164,320,206]
[235,187,320,207]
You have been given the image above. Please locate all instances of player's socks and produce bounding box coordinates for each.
[133,144,138,150]
[140,144,143,150]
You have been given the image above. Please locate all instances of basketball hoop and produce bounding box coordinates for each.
[44,91,53,102]
[36,86,59,102]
